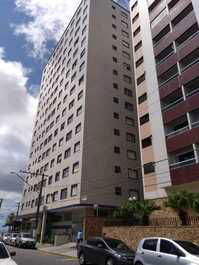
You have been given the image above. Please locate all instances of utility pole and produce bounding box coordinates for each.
[0,199,3,209]
[20,170,48,240]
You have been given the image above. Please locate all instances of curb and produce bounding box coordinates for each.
[38,249,78,259]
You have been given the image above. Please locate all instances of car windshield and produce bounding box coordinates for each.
[105,239,132,252]
[175,241,199,255]
[22,233,31,238]
[0,244,9,259]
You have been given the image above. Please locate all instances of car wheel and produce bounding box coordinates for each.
[79,253,87,265]
[106,258,114,265]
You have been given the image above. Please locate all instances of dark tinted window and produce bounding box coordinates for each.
[87,239,97,246]
[143,239,158,251]
[175,241,199,255]
[160,240,181,255]
[105,239,132,252]
[0,244,9,259]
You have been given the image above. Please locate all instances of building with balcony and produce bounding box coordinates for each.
[19,0,142,237]
[130,0,199,199]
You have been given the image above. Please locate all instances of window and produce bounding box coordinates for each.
[143,239,158,251]
[113,69,118,76]
[125,102,134,111]
[71,184,78,196]
[137,73,145,85]
[59,137,64,147]
[127,150,137,160]
[69,99,75,110]
[142,136,152,148]
[114,146,120,154]
[80,48,86,58]
[131,1,138,12]
[126,133,136,143]
[138,93,147,104]
[114,129,120,136]
[79,75,84,85]
[122,40,130,48]
[62,167,69,178]
[153,25,170,46]
[57,154,62,164]
[64,148,71,159]
[52,143,57,152]
[113,83,118,89]
[50,159,55,168]
[112,34,117,40]
[115,166,121,173]
[113,56,117,62]
[125,117,134,126]
[123,75,132,84]
[55,171,60,182]
[74,141,80,153]
[128,168,138,179]
[60,188,68,200]
[113,112,119,119]
[115,187,122,196]
[132,13,139,24]
[66,130,72,142]
[121,20,128,28]
[60,122,65,131]
[134,41,142,52]
[171,3,193,27]
[140,113,149,125]
[133,26,140,37]
[80,61,85,71]
[112,45,117,51]
[136,57,144,68]
[75,123,81,134]
[124,88,132,97]
[77,106,82,116]
[67,114,73,125]
[78,90,83,100]
[160,240,181,255]
[113,97,119,104]
[112,24,117,29]
[73,162,79,174]
[122,51,130,59]
[54,128,58,137]
[144,162,155,174]
[121,11,128,19]
[121,30,129,38]
[52,191,59,202]
[149,0,163,13]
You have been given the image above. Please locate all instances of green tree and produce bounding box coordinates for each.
[166,190,193,226]
[135,200,160,226]
[191,193,199,214]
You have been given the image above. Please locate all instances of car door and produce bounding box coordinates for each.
[89,239,107,265]
[141,239,159,265]
[158,239,188,265]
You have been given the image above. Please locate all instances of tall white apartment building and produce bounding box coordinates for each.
[20,0,142,235]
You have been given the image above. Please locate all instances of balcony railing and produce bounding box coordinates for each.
[166,125,189,139]
[186,87,199,98]
[191,120,199,129]
[170,158,196,169]
[162,97,184,111]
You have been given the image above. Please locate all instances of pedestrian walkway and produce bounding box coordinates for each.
[38,242,77,258]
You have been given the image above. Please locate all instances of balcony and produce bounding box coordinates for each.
[179,48,199,73]
[165,114,188,138]
[184,76,199,98]
[158,64,178,87]
[169,147,196,170]
[161,88,183,111]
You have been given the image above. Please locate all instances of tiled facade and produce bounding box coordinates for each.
[130,0,199,199]
[20,0,142,225]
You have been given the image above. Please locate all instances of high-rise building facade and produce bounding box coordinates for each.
[130,0,199,199]
[20,0,142,233]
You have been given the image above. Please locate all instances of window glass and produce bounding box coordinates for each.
[143,239,158,251]
[160,240,181,255]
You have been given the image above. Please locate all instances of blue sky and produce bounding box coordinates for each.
[0,0,129,229]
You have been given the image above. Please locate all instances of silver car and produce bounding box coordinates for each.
[134,237,199,265]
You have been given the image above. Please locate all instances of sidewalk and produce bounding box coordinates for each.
[38,242,77,258]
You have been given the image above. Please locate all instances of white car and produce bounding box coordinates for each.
[0,241,17,265]
[134,237,199,265]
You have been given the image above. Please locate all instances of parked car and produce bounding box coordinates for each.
[2,234,10,245]
[134,237,199,265]
[78,237,135,265]
[0,241,17,265]
[9,233,19,246]
[15,233,36,249]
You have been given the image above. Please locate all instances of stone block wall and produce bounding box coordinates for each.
[103,226,199,250]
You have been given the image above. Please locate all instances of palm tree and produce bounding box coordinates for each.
[135,200,160,226]
[166,190,193,226]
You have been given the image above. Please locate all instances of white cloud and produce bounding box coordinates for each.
[0,47,37,197]
[13,0,81,59]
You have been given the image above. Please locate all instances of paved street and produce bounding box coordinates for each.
[7,246,79,265]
